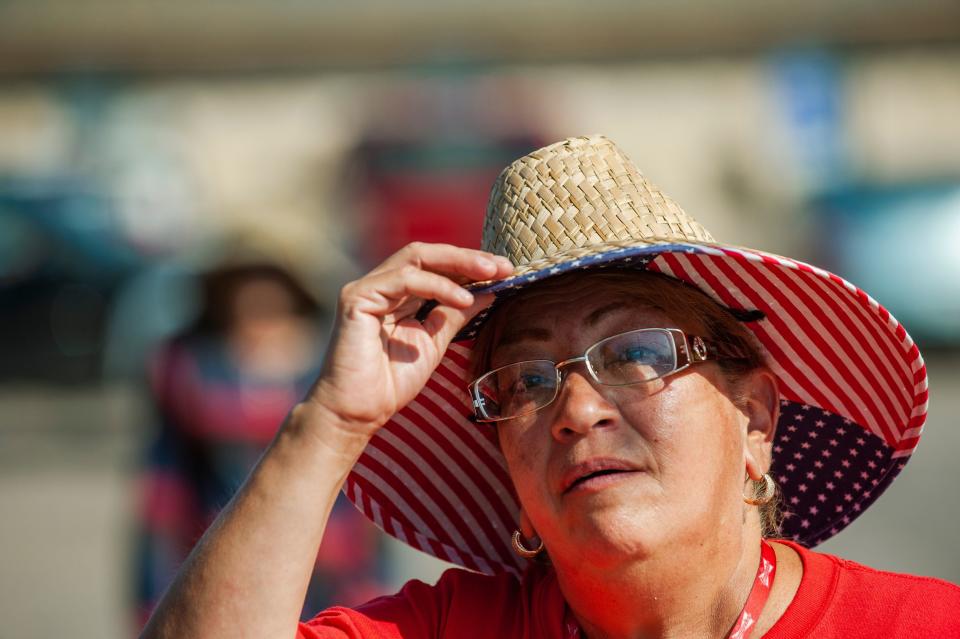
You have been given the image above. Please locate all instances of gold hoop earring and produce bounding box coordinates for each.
[743,473,776,506]
[511,530,544,558]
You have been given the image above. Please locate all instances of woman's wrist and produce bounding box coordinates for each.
[282,398,376,469]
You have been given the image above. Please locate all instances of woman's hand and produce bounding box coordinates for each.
[306,242,513,442]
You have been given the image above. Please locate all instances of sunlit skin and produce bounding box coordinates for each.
[489,274,801,639]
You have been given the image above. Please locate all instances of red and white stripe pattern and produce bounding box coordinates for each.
[346,340,525,575]
[647,245,926,457]
[344,242,928,574]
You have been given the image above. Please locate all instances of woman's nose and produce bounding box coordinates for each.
[549,370,619,441]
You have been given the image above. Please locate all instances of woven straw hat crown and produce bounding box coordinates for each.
[482,135,715,270]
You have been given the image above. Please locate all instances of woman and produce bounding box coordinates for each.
[141,136,960,638]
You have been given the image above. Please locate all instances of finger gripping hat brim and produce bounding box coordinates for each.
[344,135,928,576]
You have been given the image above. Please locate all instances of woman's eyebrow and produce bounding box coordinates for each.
[494,327,552,349]
[497,301,645,349]
[584,301,633,327]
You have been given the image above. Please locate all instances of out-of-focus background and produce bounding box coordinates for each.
[1,2,959,637]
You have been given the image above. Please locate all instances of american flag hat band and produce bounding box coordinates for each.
[344,135,928,576]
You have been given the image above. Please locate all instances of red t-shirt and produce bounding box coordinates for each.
[297,540,960,638]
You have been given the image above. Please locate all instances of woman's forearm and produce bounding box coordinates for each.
[139,402,370,639]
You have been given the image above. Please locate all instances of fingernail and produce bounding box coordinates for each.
[457,289,474,304]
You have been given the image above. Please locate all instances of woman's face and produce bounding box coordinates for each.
[489,274,766,569]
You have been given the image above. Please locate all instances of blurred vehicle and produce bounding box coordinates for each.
[0,180,142,383]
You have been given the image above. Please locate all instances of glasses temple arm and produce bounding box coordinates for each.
[689,335,753,363]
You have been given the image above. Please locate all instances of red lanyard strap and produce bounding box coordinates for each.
[726,539,777,639]
[562,539,778,639]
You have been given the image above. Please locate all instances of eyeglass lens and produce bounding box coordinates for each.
[473,329,678,421]
[586,329,678,386]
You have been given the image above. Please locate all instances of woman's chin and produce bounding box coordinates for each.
[560,479,663,527]
[555,504,667,566]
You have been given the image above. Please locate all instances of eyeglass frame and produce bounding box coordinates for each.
[468,327,749,423]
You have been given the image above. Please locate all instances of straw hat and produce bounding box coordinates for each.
[344,135,928,576]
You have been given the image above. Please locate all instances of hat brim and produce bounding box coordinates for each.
[345,240,927,575]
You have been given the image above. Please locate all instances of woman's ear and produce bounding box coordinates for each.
[741,368,780,480]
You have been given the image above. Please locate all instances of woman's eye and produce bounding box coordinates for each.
[498,371,549,398]
[514,374,548,392]
[613,346,655,364]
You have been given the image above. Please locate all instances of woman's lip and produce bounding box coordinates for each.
[560,458,643,494]
[564,470,642,495]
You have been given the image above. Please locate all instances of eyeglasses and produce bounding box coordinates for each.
[469,327,746,423]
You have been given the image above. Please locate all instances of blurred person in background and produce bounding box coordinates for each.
[135,254,388,627]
